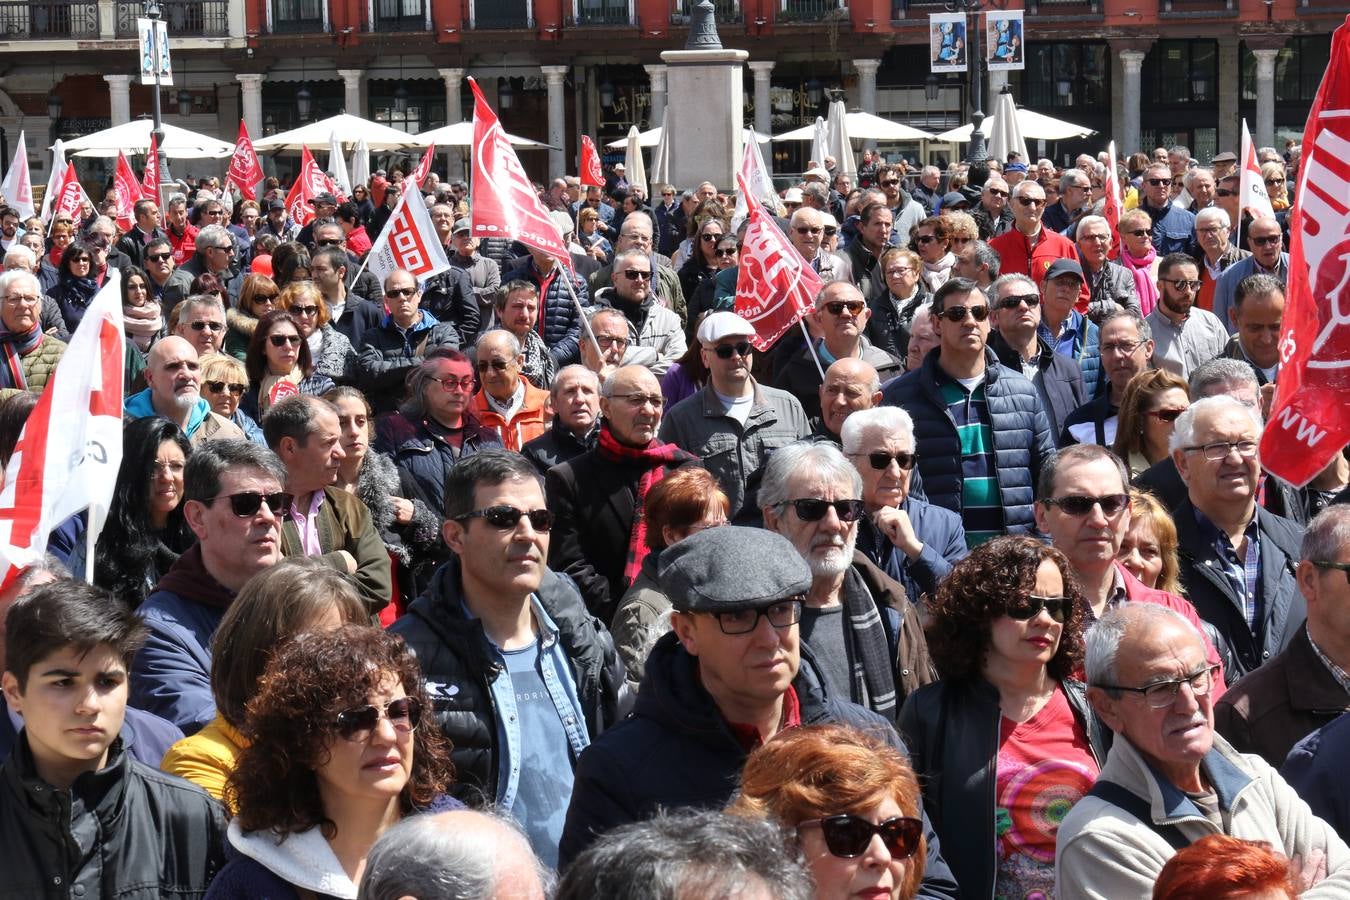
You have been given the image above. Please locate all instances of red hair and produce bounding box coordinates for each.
[1153,834,1298,900]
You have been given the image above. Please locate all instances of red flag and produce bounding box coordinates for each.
[1103,140,1123,260]
[1260,17,1350,488]
[50,162,89,222]
[226,120,265,201]
[734,171,823,351]
[283,145,328,227]
[141,134,160,204]
[113,151,141,232]
[579,136,604,188]
[468,77,569,259]
[411,143,436,189]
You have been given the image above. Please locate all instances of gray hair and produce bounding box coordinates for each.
[196,224,233,251]
[0,269,39,298]
[758,441,863,511]
[477,328,521,359]
[261,394,340,451]
[1013,180,1046,200]
[612,247,650,275]
[1059,170,1090,190]
[1036,445,1129,502]
[1086,603,1202,690]
[587,305,630,333]
[183,439,286,504]
[550,363,599,398]
[88,215,117,236]
[1183,167,1214,190]
[400,349,471,420]
[165,193,188,211]
[554,809,813,900]
[1301,505,1350,564]
[178,294,225,320]
[1098,307,1151,344]
[1077,214,1110,235]
[922,165,941,179]
[1188,357,1260,400]
[358,808,554,900]
[968,240,1001,279]
[1195,206,1231,229]
[1168,394,1263,455]
[3,245,35,270]
[802,183,829,206]
[840,406,915,457]
[990,272,1037,299]
[789,206,823,229]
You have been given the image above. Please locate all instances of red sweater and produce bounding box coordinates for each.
[988,227,1090,310]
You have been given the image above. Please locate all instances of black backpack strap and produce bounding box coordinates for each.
[1087,780,1191,852]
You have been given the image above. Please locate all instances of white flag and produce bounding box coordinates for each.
[350,137,370,193]
[365,188,451,287]
[0,270,125,584]
[1,132,34,220]
[39,138,65,224]
[1240,119,1276,222]
[732,128,780,232]
[328,130,352,198]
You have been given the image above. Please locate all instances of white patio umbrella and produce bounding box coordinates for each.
[349,137,370,189]
[775,111,931,143]
[606,127,771,149]
[327,130,352,196]
[252,114,416,152]
[61,119,234,158]
[809,117,829,167]
[935,106,1095,143]
[410,120,554,149]
[826,100,858,179]
[987,89,1029,164]
[648,110,671,197]
[623,125,646,197]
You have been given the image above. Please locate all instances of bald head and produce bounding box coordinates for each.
[145,336,202,418]
[819,356,882,437]
[600,364,663,446]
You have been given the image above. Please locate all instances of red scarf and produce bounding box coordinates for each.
[597,422,696,584]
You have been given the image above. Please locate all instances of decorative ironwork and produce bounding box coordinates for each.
[778,0,846,22]
[0,1,99,38]
[116,0,228,37]
[572,1,632,25]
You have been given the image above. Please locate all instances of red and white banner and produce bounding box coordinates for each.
[1240,118,1276,222]
[1260,18,1350,488]
[364,186,452,287]
[113,151,142,232]
[734,171,823,351]
[411,143,436,189]
[50,162,89,223]
[226,120,266,201]
[1,131,34,220]
[1103,140,1123,259]
[141,134,160,205]
[579,136,604,188]
[733,127,780,232]
[469,77,569,259]
[39,138,64,224]
[0,270,125,586]
[284,145,329,227]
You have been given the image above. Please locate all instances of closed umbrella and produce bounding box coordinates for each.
[810,117,829,167]
[826,100,858,179]
[649,109,671,197]
[328,130,352,196]
[987,88,1029,165]
[624,125,646,197]
[349,137,370,190]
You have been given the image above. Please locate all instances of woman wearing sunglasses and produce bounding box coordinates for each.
[52,240,101,333]
[207,625,456,899]
[899,535,1108,900]
[200,352,266,444]
[1117,208,1161,316]
[1112,369,1190,478]
[909,217,954,293]
[677,216,728,307]
[243,309,334,420]
[227,273,280,361]
[729,723,928,900]
[280,280,357,385]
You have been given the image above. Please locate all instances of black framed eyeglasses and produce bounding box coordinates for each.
[454,505,554,532]
[778,498,866,523]
[1041,493,1130,517]
[704,599,803,635]
[852,450,917,472]
[1312,560,1350,585]
[797,815,924,860]
[1097,664,1221,709]
[204,490,291,517]
[335,696,422,742]
[710,341,753,360]
[1006,594,1070,623]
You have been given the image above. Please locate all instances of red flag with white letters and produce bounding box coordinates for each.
[226,120,265,201]
[141,134,160,204]
[734,171,823,351]
[579,136,604,188]
[469,77,569,259]
[283,145,327,227]
[113,151,141,232]
[50,162,89,222]
[411,143,436,189]
[1260,16,1350,487]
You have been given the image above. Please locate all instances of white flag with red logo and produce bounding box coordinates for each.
[1103,140,1123,259]
[0,270,125,586]
[141,134,160,204]
[50,162,89,222]
[579,136,604,188]
[1260,19,1350,487]
[1240,119,1276,222]
[1,132,34,220]
[732,128,780,232]
[113,151,141,232]
[284,145,328,227]
[411,143,436,189]
[734,171,823,351]
[226,120,266,201]
[364,185,452,287]
[469,77,568,259]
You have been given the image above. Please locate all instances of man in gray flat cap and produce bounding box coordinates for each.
[557,526,961,900]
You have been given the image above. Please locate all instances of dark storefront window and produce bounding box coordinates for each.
[1240,34,1331,103]
[1146,39,1218,106]
[1022,42,1109,109]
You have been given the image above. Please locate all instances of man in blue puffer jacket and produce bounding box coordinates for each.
[502,248,591,366]
[880,277,1054,547]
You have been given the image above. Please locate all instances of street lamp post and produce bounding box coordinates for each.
[145,0,165,154]
[945,0,995,165]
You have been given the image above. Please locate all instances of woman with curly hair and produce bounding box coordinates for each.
[1111,368,1190,477]
[242,309,334,420]
[898,535,1108,900]
[729,724,927,900]
[206,624,457,899]
[1118,488,1184,596]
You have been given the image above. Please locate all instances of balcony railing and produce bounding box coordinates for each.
[468,0,531,28]
[115,0,229,37]
[1159,0,1236,12]
[570,1,633,25]
[0,0,99,38]
[671,0,739,24]
[369,0,427,31]
[1026,0,1100,11]
[778,0,846,22]
[268,0,326,32]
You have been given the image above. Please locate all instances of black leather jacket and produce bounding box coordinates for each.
[0,734,227,899]
[899,676,1111,900]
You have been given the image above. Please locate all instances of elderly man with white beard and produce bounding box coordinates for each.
[759,440,936,723]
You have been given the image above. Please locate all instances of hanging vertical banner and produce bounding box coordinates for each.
[985,10,1024,71]
[137,18,172,86]
[929,14,967,74]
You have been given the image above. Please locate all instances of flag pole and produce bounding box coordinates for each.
[83,509,96,584]
[798,316,826,380]
[554,254,604,362]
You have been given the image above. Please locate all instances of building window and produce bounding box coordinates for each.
[1145,40,1218,106]
[1020,42,1108,109]
[1240,35,1331,104]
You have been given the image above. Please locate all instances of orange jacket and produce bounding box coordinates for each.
[469,382,551,452]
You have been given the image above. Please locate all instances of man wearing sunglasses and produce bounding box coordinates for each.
[590,249,685,377]
[176,225,236,300]
[972,175,1013,240]
[1042,170,1089,235]
[1146,253,1229,383]
[988,180,1078,284]
[1137,163,1198,257]
[131,440,289,732]
[172,294,227,357]
[659,312,810,523]
[469,329,551,453]
[881,277,1054,547]
[1058,605,1350,898]
[585,218,686,333]
[1212,215,1288,337]
[559,525,960,900]
[391,450,626,868]
[357,269,462,414]
[141,236,193,308]
[125,336,245,446]
[788,207,853,287]
[1169,396,1305,684]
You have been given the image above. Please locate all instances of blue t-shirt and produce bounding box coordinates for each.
[501,638,575,869]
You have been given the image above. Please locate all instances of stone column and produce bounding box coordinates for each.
[337,69,364,117]
[236,73,264,139]
[644,64,668,129]
[1253,48,1280,150]
[1217,37,1239,155]
[1120,50,1146,156]
[104,74,133,127]
[542,65,569,180]
[852,59,880,151]
[747,60,774,141]
[438,67,466,181]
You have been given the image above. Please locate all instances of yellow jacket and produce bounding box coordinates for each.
[160,713,249,810]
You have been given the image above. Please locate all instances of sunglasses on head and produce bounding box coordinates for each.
[855,450,917,471]
[335,697,422,742]
[710,341,753,359]
[455,505,554,531]
[996,293,1040,310]
[205,380,247,396]
[798,815,924,860]
[1042,493,1129,517]
[823,300,865,316]
[779,498,867,523]
[1006,594,1071,623]
[205,490,292,517]
[269,333,302,347]
[936,304,990,323]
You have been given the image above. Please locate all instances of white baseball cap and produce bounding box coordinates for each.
[697,311,756,345]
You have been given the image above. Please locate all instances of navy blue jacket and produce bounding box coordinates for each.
[880,347,1054,537]
[1282,710,1350,839]
[856,497,968,605]
[373,412,503,518]
[989,330,1085,446]
[501,257,591,366]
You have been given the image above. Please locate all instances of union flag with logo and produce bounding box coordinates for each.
[579,136,604,188]
[734,171,823,351]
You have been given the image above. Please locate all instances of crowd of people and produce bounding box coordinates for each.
[0,134,1347,899]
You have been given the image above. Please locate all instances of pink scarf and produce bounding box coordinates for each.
[1120,245,1159,317]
